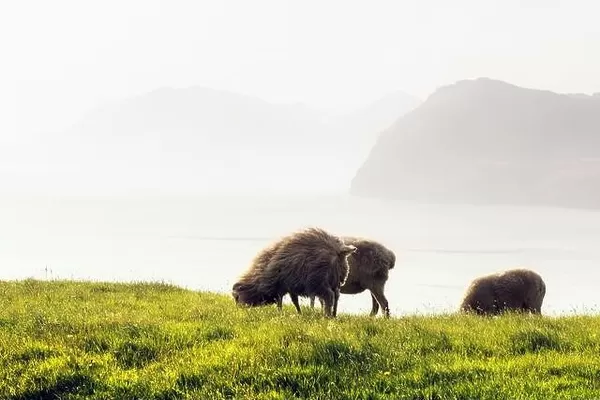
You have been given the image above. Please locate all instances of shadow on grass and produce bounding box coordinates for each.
[14,372,95,400]
[114,341,159,369]
[510,329,564,354]
[202,326,236,342]
[310,339,375,368]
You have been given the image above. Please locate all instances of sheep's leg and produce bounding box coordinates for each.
[290,293,302,314]
[320,289,335,318]
[309,296,325,310]
[369,292,380,316]
[332,288,340,317]
[276,295,283,311]
[371,285,390,318]
[310,297,325,308]
[526,301,542,315]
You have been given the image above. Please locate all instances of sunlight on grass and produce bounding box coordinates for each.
[1,279,599,399]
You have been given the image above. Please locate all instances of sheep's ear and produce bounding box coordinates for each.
[340,244,357,256]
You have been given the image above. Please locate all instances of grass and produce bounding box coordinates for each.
[1,279,600,399]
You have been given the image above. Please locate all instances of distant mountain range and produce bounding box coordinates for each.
[2,86,419,194]
[351,78,600,209]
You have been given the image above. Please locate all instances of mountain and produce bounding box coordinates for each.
[350,78,600,209]
[5,87,418,194]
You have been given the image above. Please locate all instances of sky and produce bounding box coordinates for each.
[1,0,600,138]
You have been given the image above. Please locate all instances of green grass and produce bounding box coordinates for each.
[1,279,600,399]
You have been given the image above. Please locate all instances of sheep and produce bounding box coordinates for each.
[232,227,356,317]
[460,268,546,315]
[309,236,396,317]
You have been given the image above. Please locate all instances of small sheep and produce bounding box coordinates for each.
[460,268,546,315]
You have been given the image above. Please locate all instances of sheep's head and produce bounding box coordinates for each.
[231,282,242,304]
[231,282,278,307]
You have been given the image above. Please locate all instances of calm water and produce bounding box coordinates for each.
[1,194,600,316]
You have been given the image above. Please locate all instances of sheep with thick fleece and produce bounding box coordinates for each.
[232,227,355,317]
[460,268,546,315]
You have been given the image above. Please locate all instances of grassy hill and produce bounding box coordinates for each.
[1,279,599,399]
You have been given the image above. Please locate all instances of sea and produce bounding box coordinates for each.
[1,193,599,316]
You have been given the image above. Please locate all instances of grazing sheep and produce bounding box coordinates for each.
[460,268,546,315]
[231,227,356,317]
[309,236,396,317]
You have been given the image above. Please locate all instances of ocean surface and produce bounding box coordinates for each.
[1,193,600,316]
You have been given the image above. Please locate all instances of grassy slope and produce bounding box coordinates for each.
[0,280,599,399]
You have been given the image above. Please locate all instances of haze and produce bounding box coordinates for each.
[1,0,599,137]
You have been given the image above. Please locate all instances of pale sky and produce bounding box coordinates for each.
[1,0,599,137]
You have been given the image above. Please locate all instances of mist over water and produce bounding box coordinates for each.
[3,1,600,321]
[2,194,599,316]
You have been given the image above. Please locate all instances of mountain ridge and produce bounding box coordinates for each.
[350,78,600,209]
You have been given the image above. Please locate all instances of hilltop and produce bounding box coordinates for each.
[351,78,600,209]
[1,279,599,399]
